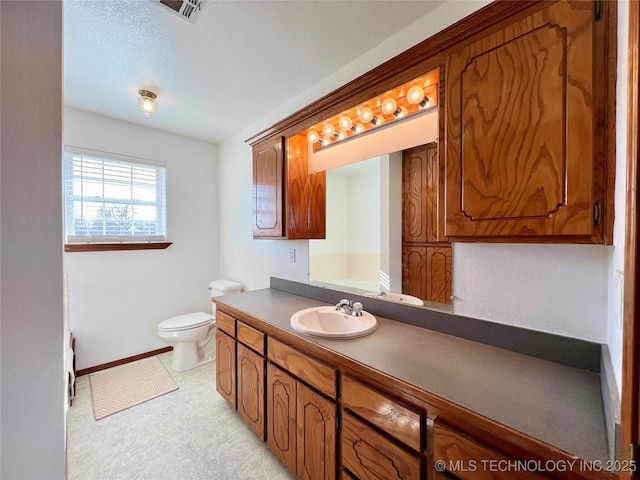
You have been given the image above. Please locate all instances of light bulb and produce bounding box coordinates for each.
[359,107,373,123]
[381,97,398,115]
[322,123,335,137]
[370,115,385,126]
[396,107,409,118]
[138,90,157,117]
[338,131,346,140]
[321,137,331,146]
[307,130,319,143]
[406,86,425,105]
[339,115,353,131]
[354,123,365,134]
[421,96,434,108]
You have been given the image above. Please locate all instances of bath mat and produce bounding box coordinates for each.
[89,356,178,420]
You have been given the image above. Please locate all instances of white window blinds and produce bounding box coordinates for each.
[63,147,167,244]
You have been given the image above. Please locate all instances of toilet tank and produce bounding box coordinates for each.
[209,279,243,317]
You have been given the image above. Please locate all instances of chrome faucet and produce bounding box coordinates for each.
[335,299,364,316]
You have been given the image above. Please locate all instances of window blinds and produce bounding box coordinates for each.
[63,148,167,244]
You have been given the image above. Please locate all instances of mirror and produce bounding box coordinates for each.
[307,109,450,310]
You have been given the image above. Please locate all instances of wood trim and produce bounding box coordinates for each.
[65,242,172,252]
[621,0,640,477]
[245,1,544,146]
[76,346,172,377]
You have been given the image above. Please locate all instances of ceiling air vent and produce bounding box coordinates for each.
[155,0,203,24]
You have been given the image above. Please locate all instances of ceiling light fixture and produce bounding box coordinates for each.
[138,90,158,117]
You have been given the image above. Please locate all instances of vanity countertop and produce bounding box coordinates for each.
[215,288,609,463]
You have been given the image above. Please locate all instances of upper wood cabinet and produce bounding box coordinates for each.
[252,135,326,239]
[253,137,284,238]
[445,1,610,243]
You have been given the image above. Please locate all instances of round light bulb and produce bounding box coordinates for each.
[338,131,346,140]
[321,137,331,146]
[359,107,373,123]
[138,90,158,117]
[397,107,409,118]
[381,97,398,115]
[307,130,319,143]
[406,86,425,105]
[322,123,335,137]
[354,123,365,134]
[339,115,353,131]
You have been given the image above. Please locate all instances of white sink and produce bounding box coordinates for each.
[290,306,378,339]
[365,292,424,306]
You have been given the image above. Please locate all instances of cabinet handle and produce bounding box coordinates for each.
[450,295,456,301]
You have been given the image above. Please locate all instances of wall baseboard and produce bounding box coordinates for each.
[76,346,173,377]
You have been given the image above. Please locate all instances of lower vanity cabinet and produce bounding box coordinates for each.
[215,311,237,410]
[433,422,546,480]
[236,321,266,440]
[267,338,338,480]
[341,375,424,480]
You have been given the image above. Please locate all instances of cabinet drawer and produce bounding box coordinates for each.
[342,412,422,480]
[342,375,423,452]
[216,310,236,336]
[237,320,265,355]
[267,337,337,399]
[434,423,546,480]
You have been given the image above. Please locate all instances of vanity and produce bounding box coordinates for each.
[213,279,615,480]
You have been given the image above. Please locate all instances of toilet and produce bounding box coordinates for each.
[158,279,243,372]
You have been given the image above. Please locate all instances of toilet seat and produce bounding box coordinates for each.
[158,312,213,332]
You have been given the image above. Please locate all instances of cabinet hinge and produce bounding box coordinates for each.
[626,444,639,478]
[595,0,603,20]
[593,202,602,225]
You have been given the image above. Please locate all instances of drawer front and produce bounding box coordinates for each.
[237,320,265,355]
[342,412,422,480]
[268,337,337,399]
[216,310,236,337]
[434,423,546,480]
[342,375,423,452]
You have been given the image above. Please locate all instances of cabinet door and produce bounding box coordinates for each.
[215,329,236,410]
[426,246,452,305]
[253,137,284,238]
[402,246,428,301]
[237,343,265,440]
[297,382,337,480]
[309,171,326,239]
[267,363,297,473]
[445,1,595,239]
[403,146,429,243]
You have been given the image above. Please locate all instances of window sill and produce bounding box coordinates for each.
[64,242,172,253]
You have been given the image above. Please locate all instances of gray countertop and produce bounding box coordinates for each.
[216,288,608,463]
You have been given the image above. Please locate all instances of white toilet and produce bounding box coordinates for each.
[158,279,243,372]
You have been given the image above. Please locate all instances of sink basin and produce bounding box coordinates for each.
[290,306,378,338]
[365,292,424,306]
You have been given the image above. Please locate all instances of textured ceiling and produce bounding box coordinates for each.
[64,0,444,144]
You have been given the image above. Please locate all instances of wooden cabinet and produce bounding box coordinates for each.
[267,347,337,480]
[253,137,284,238]
[445,1,607,243]
[341,376,424,480]
[433,423,546,480]
[215,328,236,410]
[252,134,326,239]
[402,143,452,305]
[237,343,265,439]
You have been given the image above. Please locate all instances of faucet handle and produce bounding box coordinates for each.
[336,299,350,310]
[352,302,363,316]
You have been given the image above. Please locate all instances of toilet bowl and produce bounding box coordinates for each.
[158,279,243,372]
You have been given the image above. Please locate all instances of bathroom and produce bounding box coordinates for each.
[1,0,636,479]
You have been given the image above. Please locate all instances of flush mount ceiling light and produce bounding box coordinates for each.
[138,90,158,117]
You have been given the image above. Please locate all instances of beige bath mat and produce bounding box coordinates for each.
[89,356,178,420]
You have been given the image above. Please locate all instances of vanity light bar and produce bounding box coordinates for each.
[302,70,439,151]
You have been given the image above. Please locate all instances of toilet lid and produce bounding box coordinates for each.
[158,312,213,332]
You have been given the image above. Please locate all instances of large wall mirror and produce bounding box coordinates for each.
[307,107,451,311]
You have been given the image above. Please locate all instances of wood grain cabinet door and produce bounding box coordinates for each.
[267,363,297,473]
[296,382,337,480]
[253,137,284,238]
[402,246,428,302]
[403,146,429,243]
[215,329,236,410]
[426,246,452,305]
[445,1,596,240]
[237,343,266,440]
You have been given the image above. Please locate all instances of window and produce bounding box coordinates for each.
[63,147,169,251]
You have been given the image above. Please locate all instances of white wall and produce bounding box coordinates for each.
[63,108,218,370]
[1,1,66,477]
